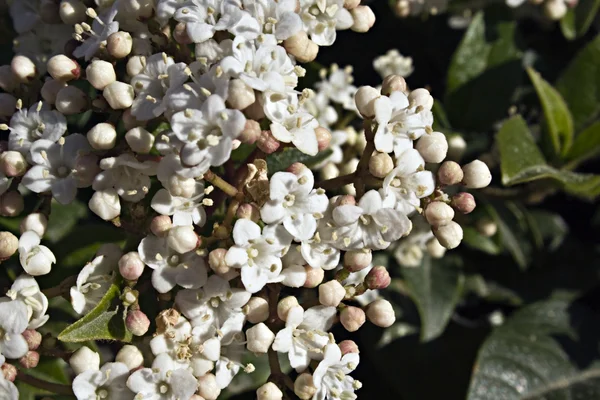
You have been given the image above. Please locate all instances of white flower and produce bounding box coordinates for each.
[382,148,435,215]
[18,231,56,276]
[156,0,188,25]
[0,299,29,359]
[261,168,328,241]
[272,305,336,372]
[214,339,246,389]
[302,91,338,129]
[151,183,207,227]
[225,219,292,293]
[7,274,49,329]
[300,237,340,270]
[315,65,357,111]
[73,8,120,61]
[138,233,208,293]
[6,102,67,159]
[373,49,414,79]
[313,343,360,400]
[72,362,133,400]
[70,255,115,315]
[331,190,412,250]
[172,95,245,172]
[166,63,230,111]
[93,154,157,202]
[373,91,434,156]
[300,0,353,46]
[393,216,435,268]
[127,354,197,400]
[244,0,303,40]
[22,134,97,205]
[341,265,377,306]
[130,53,189,121]
[271,112,320,156]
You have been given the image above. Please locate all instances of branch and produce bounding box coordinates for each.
[354,120,376,198]
[42,275,77,299]
[17,371,74,395]
[203,170,239,198]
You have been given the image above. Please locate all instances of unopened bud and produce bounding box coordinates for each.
[89,189,121,221]
[408,88,434,111]
[319,280,346,307]
[126,310,150,336]
[125,127,154,154]
[447,135,466,161]
[103,81,135,110]
[294,373,317,400]
[236,203,260,222]
[257,382,283,400]
[416,132,448,163]
[173,22,192,44]
[56,86,89,115]
[425,201,455,227]
[433,221,463,249]
[60,0,87,24]
[351,6,376,32]
[227,79,255,110]
[150,215,172,237]
[343,250,372,272]
[321,162,339,180]
[283,31,319,63]
[304,266,324,288]
[115,345,144,370]
[11,55,36,82]
[69,346,100,375]
[338,340,360,355]
[545,0,567,19]
[368,152,394,178]
[476,217,497,237]
[19,351,39,369]
[86,60,116,90]
[0,231,18,260]
[462,160,492,189]
[437,161,463,186]
[246,323,275,353]
[196,374,220,400]
[1,363,17,382]
[366,299,396,328]
[118,252,145,281]
[0,191,24,217]
[126,56,146,77]
[107,31,133,59]
[22,329,42,350]
[0,151,27,177]
[451,192,476,214]
[277,296,299,321]
[47,55,80,82]
[167,225,198,254]
[426,237,446,258]
[365,266,391,290]
[340,306,366,332]
[87,123,117,150]
[355,86,380,118]
[344,0,361,9]
[257,130,280,154]
[315,127,332,151]
[41,79,67,105]
[208,248,231,275]
[338,194,357,206]
[381,74,407,96]
[239,120,261,144]
[244,297,269,324]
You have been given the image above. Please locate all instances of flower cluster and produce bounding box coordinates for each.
[0,0,492,399]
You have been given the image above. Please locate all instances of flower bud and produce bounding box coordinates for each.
[87,123,117,150]
[227,79,255,110]
[425,201,455,227]
[246,323,275,353]
[344,0,361,9]
[125,127,154,154]
[451,192,476,214]
[409,88,434,111]
[315,127,332,151]
[437,161,463,186]
[236,203,260,222]
[0,231,18,260]
[126,310,150,336]
[340,306,366,332]
[343,249,372,272]
[47,55,80,82]
[281,264,307,287]
[447,134,467,161]
[167,225,198,254]
[197,374,220,400]
[1,363,17,381]
[0,191,24,217]
[545,0,567,19]
[381,74,407,96]
[244,97,265,120]
[86,60,116,90]
[0,94,16,119]
[339,340,360,355]
[70,346,100,375]
[150,215,172,237]
[107,31,133,59]
[294,373,317,400]
[368,152,394,178]
[239,119,261,144]
[416,132,448,163]
[166,175,196,198]
[277,296,299,321]
[476,217,497,237]
[103,81,135,110]
[60,0,87,24]
[0,65,17,93]
[304,266,324,288]
[119,252,145,281]
[244,297,269,324]
[283,31,319,63]
[115,345,144,370]
[426,237,446,258]
[122,108,146,131]
[89,189,121,221]
[257,382,283,400]
[351,6,376,32]
[19,351,40,369]
[321,162,339,181]
[257,130,281,154]
[56,86,89,115]
[208,248,231,275]
[11,55,36,82]
[173,22,193,44]
[21,329,42,351]
[365,266,391,290]
[126,56,146,77]
[41,79,67,105]
[462,160,492,189]
[433,221,463,249]
[366,299,396,328]
[355,86,380,118]
[0,151,27,177]
[319,280,346,307]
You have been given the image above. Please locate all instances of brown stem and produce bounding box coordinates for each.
[42,275,77,299]
[17,371,74,395]
[203,170,239,198]
[354,120,376,198]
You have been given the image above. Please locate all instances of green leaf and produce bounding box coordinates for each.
[46,199,88,243]
[467,299,578,400]
[521,369,600,399]
[432,99,452,130]
[486,203,529,269]
[266,148,332,175]
[556,35,600,132]
[565,121,600,166]
[462,227,501,255]
[401,255,465,342]
[524,210,568,251]
[377,323,419,348]
[58,284,132,343]
[526,67,574,158]
[560,0,600,40]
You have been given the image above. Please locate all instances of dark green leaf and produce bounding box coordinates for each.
[560,0,600,40]
[463,227,501,255]
[486,203,529,269]
[521,369,600,399]
[524,210,568,251]
[565,121,600,166]
[465,275,523,306]
[266,148,332,175]
[402,255,465,342]
[432,99,452,130]
[46,200,88,243]
[526,68,574,158]
[377,323,419,348]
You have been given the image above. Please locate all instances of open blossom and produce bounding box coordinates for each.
[313,343,361,400]
[7,274,49,329]
[73,8,120,61]
[0,299,29,359]
[93,154,157,202]
[70,255,116,315]
[270,112,321,156]
[300,0,353,46]
[373,49,414,79]
[315,65,357,111]
[72,362,133,400]
[127,354,198,400]
[244,0,303,40]
[18,231,56,276]
[225,219,292,293]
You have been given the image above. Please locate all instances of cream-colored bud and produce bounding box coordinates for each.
[277,296,299,321]
[59,0,87,24]
[257,382,283,400]
[19,213,48,237]
[246,323,275,353]
[167,225,198,254]
[366,299,396,328]
[150,215,172,237]
[56,86,88,115]
[11,55,36,82]
[0,231,18,260]
[408,88,434,111]
[344,0,361,9]
[416,132,448,163]
[41,79,68,105]
[47,55,80,82]
[340,306,366,332]
[0,151,27,177]
[462,160,492,189]
[344,249,372,272]
[0,191,24,217]
[196,374,220,400]
[283,31,319,63]
[115,345,144,370]
[227,79,255,110]
[125,127,154,153]
[89,189,121,221]
[437,161,463,186]
[69,346,100,375]
[103,81,134,110]
[87,123,117,150]
[368,152,394,178]
[425,201,455,227]
[476,217,497,237]
[354,86,380,118]
[447,135,466,161]
[244,297,269,324]
[426,237,447,258]
[107,31,133,59]
[303,266,324,288]
[126,56,146,77]
[86,60,116,90]
[381,74,407,96]
[319,280,346,307]
[545,0,567,19]
[351,6,376,32]
[433,221,463,249]
[119,252,145,281]
[294,373,317,400]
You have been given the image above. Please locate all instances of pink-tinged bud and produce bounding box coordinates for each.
[462,160,492,189]
[107,32,133,59]
[366,299,396,328]
[338,195,356,206]
[243,297,269,324]
[257,130,280,154]
[22,329,42,350]
[0,191,24,217]
[236,203,260,222]
[340,306,366,332]
[433,221,463,250]
[208,248,231,276]
[437,161,463,186]
[277,296,299,321]
[0,231,18,260]
[451,192,476,214]
[19,351,40,369]
[344,250,372,272]
[150,215,172,237]
[1,363,17,381]
[167,225,198,254]
[11,55,37,82]
[239,120,261,144]
[287,162,308,175]
[173,22,193,44]
[47,55,80,82]
[126,310,150,336]
[339,340,360,355]
[197,374,221,400]
[316,127,332,151]
[344,0,361,9]
[319,280,346,307]
[303,266,324,288]
[294,373,317,400]
[425,201,455,227]
[368,152,394,178]
[381,75,407,96]
[365,266,391,290]
[119,252,145,281]
[0,151,27,177]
